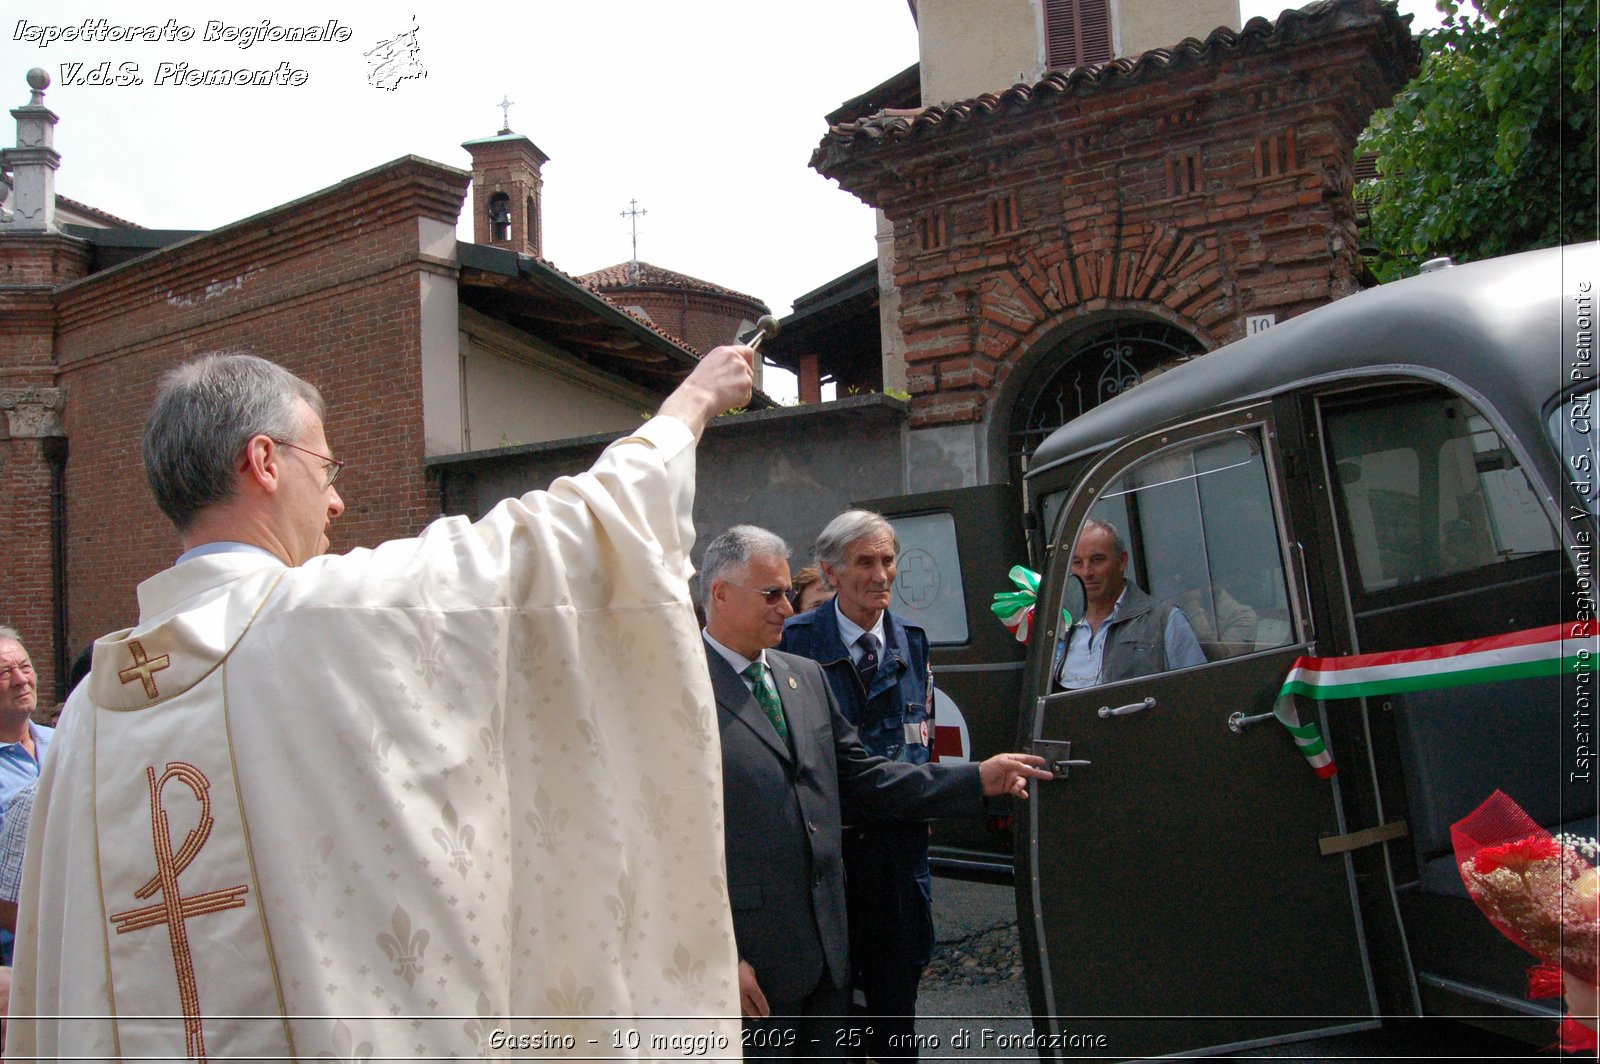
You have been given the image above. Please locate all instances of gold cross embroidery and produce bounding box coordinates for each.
[118,640,171,700]
[110,762,249,1063]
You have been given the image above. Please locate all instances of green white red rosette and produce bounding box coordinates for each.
[991,565,1047,643]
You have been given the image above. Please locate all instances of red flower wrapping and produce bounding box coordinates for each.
[1452,791,1600,1053]
[1452,791,1599,980]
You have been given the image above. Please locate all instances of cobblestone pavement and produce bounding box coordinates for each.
[920,919,1024,989]
[913,878,1031,1054]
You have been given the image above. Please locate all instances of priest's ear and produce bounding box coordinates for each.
[240,434,284,495]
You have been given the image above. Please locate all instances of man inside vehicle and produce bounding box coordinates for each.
[1052,518,1206,689]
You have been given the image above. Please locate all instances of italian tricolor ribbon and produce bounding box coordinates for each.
[991,565,1043,643]
[1274,622,1598,778]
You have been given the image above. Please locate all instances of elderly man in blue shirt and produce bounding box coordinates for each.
[0,627,52,965]
[0,628,51,817]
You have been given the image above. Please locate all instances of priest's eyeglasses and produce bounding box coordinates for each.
[272,439,346,489]
[727,582,793,605]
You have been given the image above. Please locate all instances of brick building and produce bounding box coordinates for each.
[779,0,1418,487]
[0,72,770,707]
[579,260,771,379]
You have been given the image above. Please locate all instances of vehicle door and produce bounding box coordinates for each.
[1017,404,1380,1058]
[1296,380,1588,1030]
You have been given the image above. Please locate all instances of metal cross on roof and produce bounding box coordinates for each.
[621,198,648,263]
[497,95,514,134]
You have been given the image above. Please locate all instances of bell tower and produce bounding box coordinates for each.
[462,98,548,257]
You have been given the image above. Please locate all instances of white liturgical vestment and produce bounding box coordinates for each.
[10,416,740,1060]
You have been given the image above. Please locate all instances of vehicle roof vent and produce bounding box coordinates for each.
[1418,256,1456,273]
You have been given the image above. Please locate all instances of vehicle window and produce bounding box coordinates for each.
[885,512,970,645]
[1549,386,1599,516]
[1040,490,1069,547]
[1061,427,1295,682]
[1327,392,1559,593]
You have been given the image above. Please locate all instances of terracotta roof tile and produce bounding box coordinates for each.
[812,0,1418,174]
[579,260,766,308]
[56,194,144,229]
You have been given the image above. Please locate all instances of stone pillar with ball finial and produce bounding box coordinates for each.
[1,69,62,232]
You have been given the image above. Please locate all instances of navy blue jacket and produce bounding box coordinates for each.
[781,604,933,773]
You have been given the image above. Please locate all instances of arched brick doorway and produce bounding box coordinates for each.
[1006,315,1204,479]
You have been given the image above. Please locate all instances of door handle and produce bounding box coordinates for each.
[1031,739,1090,778]
[1228,710,1276,734]
[1098,696,1156,719]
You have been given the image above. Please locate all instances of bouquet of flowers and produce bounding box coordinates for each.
[1452,790,1600,1052]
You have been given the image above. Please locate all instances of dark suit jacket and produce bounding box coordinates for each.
[707,643,981,1005]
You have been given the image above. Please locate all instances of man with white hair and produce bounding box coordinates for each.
[780,509,937,1059]
[12,345,754,1060]
[0,625,49,967]
[0,627,48,822]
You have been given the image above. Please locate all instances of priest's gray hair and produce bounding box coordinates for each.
[142,352,325,530]
[0,625,21,645]
[701,525,789,604]
[814,509,898,570]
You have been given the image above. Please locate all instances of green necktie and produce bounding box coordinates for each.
[742,661,789,743]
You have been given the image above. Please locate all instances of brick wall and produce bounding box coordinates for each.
[0,436,59,698]
[0,236,92,705]
[611,288,765,356]
[814,0,1418,441]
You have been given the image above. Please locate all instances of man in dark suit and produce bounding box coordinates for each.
[700,525,1048,1059]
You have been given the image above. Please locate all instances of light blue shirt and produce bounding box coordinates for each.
[176,541,282,565]
[832,600,886,668]
[0,720,52,823]
[1056,589,1205,689]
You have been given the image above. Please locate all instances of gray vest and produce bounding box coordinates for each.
[1057,584,1176,686]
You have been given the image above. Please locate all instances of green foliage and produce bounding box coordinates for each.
[1359,0,1597,280]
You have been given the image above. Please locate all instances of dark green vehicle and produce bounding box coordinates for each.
[875,242,1597,1055]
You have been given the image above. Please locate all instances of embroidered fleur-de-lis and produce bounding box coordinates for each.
[375,905,429,986]
[502,905,523,942]
[479,703,504,774]
[317,1018,374,1062]
[361,726,394,776]
[462,990,500,1057]
[574,717,602,758]
[509,625,548,684]
[603,871,637,941]
[662,943,706,989]
[401,625,447,689]
[545,967,595,1013]
[672,690,714,752]
[596,628,636,664]
[430,802,475,876]
[525,788,569,856]
[298,834,335,894]
[634,776,672,840]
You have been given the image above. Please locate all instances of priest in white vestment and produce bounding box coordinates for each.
[9,346,754,1060]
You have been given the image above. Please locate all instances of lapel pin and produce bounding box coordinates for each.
[787,677,798,689]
